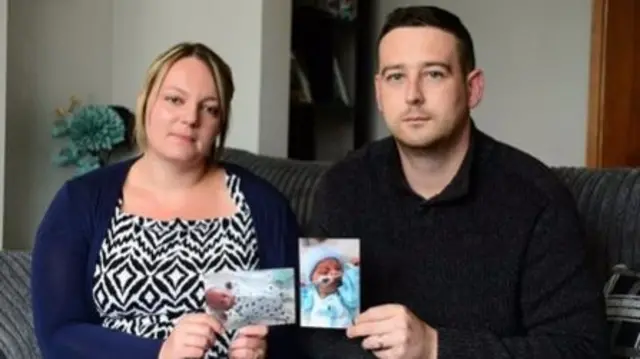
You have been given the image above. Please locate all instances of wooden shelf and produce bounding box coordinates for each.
[287,0,372,161]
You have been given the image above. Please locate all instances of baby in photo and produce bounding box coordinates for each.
[299,238,360,329]
[203,268,296,331]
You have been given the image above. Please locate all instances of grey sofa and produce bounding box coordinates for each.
[1,148,639,358]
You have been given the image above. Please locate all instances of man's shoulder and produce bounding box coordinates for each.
[319,137,394,188]
[483,132,574,205]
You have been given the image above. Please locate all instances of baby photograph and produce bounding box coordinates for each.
[298,237,361,329]
[202,268,296,331]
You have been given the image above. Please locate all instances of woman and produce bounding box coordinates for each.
[31,42,300,359]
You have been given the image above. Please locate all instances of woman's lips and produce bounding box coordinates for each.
[169,133,195,143]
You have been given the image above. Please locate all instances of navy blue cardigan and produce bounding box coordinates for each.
[30,157,302,359]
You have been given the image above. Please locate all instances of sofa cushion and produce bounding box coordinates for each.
[221,148,330,234]
[0,251,40,359]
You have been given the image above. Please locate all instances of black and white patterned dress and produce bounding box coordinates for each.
[92,172,258,358]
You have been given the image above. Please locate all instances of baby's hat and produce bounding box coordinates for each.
[301,245,344,282]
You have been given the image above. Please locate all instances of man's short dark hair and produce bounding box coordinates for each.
[378,6,476,74]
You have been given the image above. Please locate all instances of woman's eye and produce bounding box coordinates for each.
[165,95,183,105]
[205,106,220,117]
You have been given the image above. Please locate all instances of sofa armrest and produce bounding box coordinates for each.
[0,251,40,358]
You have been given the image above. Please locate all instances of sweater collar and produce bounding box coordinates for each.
[383,121,480,205]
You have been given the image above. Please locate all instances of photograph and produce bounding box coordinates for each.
[202,268,296,330]
[298,237,361,329]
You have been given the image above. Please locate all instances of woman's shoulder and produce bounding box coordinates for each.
[61,157,136,199]
[38,158,136,246]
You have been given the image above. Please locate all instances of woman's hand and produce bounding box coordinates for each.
[229,325,268,359]
[158,313,222,359]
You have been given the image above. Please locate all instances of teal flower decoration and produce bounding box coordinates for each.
[66,105,125,152]
[51,103,133,177]
[52,119,70,137]
[75,154,101,175]
[52,143,81,166]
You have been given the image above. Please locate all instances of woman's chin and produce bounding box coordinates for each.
[157,150,205,166]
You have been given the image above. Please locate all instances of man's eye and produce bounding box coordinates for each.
[386,73,403,81]
[425,71,444,79]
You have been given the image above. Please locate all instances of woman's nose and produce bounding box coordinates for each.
[180,106,199,126]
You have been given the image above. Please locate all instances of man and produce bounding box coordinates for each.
[306,5,608,359]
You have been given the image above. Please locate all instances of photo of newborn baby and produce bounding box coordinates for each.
[299,238,360,329]
[202,268,296,330]
[204,285,236,322]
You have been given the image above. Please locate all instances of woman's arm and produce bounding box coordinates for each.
[31,182,164,359]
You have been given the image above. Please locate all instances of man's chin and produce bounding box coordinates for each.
[394,135,442,151]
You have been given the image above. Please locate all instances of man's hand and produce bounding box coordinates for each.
[229,325,268,359]
[346,304,438,359]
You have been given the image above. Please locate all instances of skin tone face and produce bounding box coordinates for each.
[205,288,236,311]
[375,26,484,151]
[311,258,343,297]
[145,56,222,167]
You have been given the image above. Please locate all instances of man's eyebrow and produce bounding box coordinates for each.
[380,64,404,76]
[379,62,452,76]
[423,62,452,72]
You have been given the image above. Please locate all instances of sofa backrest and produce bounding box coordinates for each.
[222,149,640,283]
[553,167,640,282]
[221,148,330,234]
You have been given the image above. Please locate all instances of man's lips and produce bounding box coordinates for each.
[402,116,430,123]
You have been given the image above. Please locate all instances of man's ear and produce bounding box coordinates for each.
[466,68,485,109]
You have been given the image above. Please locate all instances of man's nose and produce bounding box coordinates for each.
[405,77,424,105]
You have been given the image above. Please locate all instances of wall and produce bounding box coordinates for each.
[112,0,291,158]
[258,2,292,157]
[0,0,6,249]
[4,0,291,250]
[371,0,592,166]
[4,0,114,250]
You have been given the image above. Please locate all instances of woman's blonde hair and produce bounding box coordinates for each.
[134,42,234,162]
